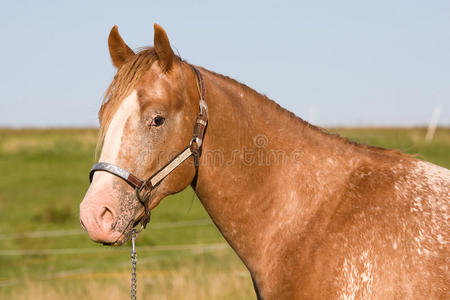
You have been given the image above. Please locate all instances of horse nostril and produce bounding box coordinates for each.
[99,206,115,228]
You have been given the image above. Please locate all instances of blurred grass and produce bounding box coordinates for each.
[0,127,448,299]
[329,127,450,168]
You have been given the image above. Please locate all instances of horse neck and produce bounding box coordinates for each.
[192,68,357,268]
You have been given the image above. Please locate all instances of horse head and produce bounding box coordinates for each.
[80,24,203,245]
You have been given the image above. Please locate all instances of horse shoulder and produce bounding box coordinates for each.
[294,159,448,299]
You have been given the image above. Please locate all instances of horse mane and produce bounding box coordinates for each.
[96,47,157,156]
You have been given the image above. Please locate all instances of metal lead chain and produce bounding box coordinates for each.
[131,229,138,300]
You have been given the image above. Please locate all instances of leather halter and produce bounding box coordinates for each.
[89,65,208,228]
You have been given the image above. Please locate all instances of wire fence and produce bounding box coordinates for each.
[0,242,228,257]
[0,242,234,288]
[0,218,230,290]
[0,219,212,240]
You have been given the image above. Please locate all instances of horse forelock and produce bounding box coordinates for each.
[96,48,157,157]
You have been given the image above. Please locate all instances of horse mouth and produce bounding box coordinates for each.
[105,209,146,246]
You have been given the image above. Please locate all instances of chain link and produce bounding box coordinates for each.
[131,229,138,300]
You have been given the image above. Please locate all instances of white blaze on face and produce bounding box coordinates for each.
[100,90,140,163]
[80,90,141,243]
[89,90,140,187]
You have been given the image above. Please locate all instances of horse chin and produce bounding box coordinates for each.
[105,197,158,246]
[107,209,147,246]
[106,225,134,246]
[109,230,132,246]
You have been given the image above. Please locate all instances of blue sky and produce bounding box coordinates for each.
[0,0,449,127]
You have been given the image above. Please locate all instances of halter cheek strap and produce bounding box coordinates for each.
[89,65,208,229]
[89,162,144,189]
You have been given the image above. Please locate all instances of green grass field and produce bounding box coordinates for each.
[0,127,449,299]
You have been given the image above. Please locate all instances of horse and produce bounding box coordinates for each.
[80,24,449,299]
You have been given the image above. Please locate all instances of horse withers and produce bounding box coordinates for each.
[80,24,449,299]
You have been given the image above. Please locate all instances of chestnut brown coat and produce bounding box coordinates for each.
[80,24,449,299]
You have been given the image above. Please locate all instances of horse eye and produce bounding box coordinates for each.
[151,116,165,127]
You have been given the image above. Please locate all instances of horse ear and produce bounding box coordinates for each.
[153,23,175,72]
[108,25,135,68]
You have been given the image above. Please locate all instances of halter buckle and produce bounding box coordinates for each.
[190,137,203,148]
[199,99,208,115]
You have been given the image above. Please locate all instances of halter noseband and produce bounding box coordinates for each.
[89,65,208,228]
